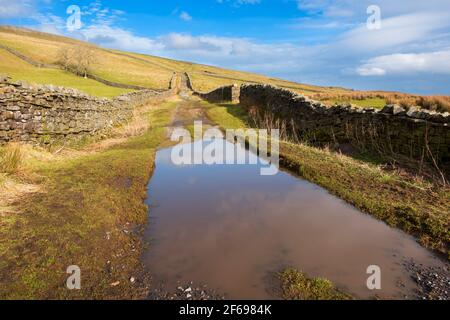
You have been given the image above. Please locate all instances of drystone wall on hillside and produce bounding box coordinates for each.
[239,84,450,167]
[0,75,177,144]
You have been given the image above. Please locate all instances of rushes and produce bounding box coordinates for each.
[310,91,450,112]
[0,143,23,175]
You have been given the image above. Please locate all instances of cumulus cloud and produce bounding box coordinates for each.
[161,33,223,51]
[81,25,164,52]
[336,12,450,53]
[357,50,450,76]
[6,0,450,94]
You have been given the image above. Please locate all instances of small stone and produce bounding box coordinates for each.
[186,294,192,299]
[407,106,421,117]
[130,277,135,283]
[381,105,394,114]
[110,281,120,287]
[185,287,192,293]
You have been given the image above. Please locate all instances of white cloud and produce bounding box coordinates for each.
[81,25,164,52]
[337,12,450,53]
[0,0,35,18]
[357,50,450,76]
[179,11,192,22]
[217,0,261,6]
[356,67,386,76]
[161,33,223,51]
[31,13,66,35]
[7,0,450,94]
[237,0,261,4]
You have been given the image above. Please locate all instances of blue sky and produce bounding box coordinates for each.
[1,0,450,94]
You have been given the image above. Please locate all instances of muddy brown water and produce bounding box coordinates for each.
[143,139,446,299]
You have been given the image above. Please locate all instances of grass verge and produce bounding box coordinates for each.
[0,100,176,299]
[203,101,450,258]
[279,268,352,300]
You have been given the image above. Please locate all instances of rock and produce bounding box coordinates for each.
[428,112,450,123]
[381,104,406,115]
[406,106,420,117]
[0,74,11,83]
[130,277,135,283]
[6,105,20,111]
[2,111,14,120]
[110,281,120,287]
[185,287,192,293]
[0,122,10,130]
[186,294,192,299]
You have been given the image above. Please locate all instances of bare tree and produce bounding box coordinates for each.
[57,46,96,78]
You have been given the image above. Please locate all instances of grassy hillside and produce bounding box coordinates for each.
[0,48,132,98]
[0,26,173,91]
[0,26,355,97]
[1,25,449,111]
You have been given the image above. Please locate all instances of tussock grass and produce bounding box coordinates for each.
[310,91,450,112]
[279,268,352,300]
[119,106,153,138]
[0,143,23,175]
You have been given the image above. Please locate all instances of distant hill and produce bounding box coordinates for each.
[1,26,449,112]
[0,26,352,95]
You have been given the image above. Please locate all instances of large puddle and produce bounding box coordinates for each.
[143,139,446,299]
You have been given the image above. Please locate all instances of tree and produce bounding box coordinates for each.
[57,46,95,78]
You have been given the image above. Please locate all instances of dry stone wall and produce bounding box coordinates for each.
[185,73,240,103]
[0,75,176,144]
[240,84,450,168]
[195,85,240,103]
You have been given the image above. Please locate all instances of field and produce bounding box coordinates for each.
[0,27,173,91]
[2,25,448,111]
[0,25,419,109]
[0,48,132,98]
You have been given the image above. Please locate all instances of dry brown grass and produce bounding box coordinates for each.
[0,178,40,216]
[0,143,23,175]
[309,91,450,112]
[0,27,173,90]
[386,95,450,112]
[0,143,41,217]
[120,108,152,138]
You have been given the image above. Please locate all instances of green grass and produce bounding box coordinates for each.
[0,49,132,98]
[351,98,386,109]
[0,101,177,299]
[0,28,173,90]
[204,103,450,258]
[202,102,249,129]
[279,268,352,300]
[0,26,369,96]
[321,98,386,109]
[325,98,387,109]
